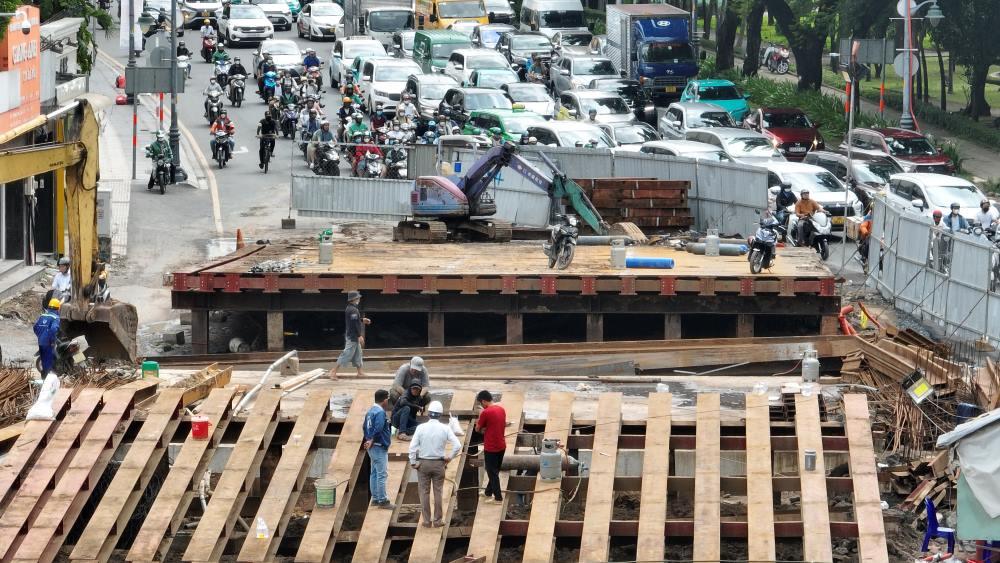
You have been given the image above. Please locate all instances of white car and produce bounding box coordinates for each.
[253,39,302,77]
[500,82,554,117]
[296,1,343,41]
[359,57,423,112]
[181,0,222,29]
[549,55,619,96]
[444,48,511,86]
[558,90,634,125]
[685,127,785,165]
[251,0,292,30]
[764,162,863,230]
[329,37,386,88]
[217,4,273,47]
[449,20,481,37]
[885,173,988,222]
[597,122,659,149]
[524,121,615,148]
[471,23,515,48]
[639,140,734,162]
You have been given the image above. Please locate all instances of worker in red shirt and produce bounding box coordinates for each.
[475,390,507,503]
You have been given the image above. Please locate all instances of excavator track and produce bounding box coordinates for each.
[394,220,449,243]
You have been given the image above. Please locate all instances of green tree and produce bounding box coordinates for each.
[931,0,1000,118]
[38,0,114,74]
[764,0,839,90]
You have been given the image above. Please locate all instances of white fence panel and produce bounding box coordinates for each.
[291,175,412,220]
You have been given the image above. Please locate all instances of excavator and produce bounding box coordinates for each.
[0,100,138,362]
[394,142,646,244]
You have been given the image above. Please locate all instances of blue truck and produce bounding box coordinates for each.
[604,4,698,103]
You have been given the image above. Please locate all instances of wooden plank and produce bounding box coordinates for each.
[693,393,720,563]
[295,391,372,562]
[12,389,135,563]
[180,365,232,406]
[0,388,73,506]
[407,390,477,563]
[351,429,414,563]
[795,393,833,563]
[125,387,236,562]
[0,389,103,561]
[843,395,890,563]
[183,390,282,562]
[522,392,575,563]
[579,393,622,563]
[70,389,185,563]
[636,393,671,562]
[745,394,776,562]
[465,392,525,563]
[238,391,331,562]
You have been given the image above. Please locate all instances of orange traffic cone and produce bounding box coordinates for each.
[236,229,245,250]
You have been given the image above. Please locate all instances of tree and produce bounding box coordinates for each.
[764,0,839,90]
[741,0,767,76]
[932,0,1000,119]
[38,0,114,74]
[715,1,740,70]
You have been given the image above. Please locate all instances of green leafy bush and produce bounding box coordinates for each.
[937,140,966,175]
[861,90,1000,152]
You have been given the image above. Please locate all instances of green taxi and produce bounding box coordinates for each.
[462,105,546,142]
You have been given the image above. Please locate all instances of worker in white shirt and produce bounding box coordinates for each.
[407,400,461,528]
[51,257,72,303]
[976,198,999,230]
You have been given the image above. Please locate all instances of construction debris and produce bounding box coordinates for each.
[0,365,33,428]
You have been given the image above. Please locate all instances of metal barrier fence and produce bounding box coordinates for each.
[868,195,1000,345]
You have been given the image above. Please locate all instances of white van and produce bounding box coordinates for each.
[518,0,587,39]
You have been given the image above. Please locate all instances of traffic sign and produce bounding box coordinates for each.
[893,52,919,77]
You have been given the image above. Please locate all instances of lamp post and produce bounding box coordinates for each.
[129,9,156,180]
[169,0,187,181]
[898,0,944,130]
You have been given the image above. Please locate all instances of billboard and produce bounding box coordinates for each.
[0,6,41,133]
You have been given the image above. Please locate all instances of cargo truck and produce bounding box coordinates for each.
[605,4,698,104]
[344,0,416,51]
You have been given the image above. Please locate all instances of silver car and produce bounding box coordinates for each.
[685,127,786,165]
[658,101,735,140]
[253,39,303,77]
[251,0,292,30]
[549,55,619,96]
[639,140,734,162]
[558,90,634,124]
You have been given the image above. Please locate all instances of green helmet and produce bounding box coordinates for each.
[489,126,502,136]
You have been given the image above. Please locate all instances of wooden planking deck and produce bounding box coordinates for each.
[745,394,776,562]
[350,428,413,562]
[295,392,371,563]
[183,390,282,562]
[522,392,575,563]
[126,387,236,562]
[795,393,833,563]
[70,389,185,563]
[465,392,525,563]
[693,393,721,563]
[843,395,889,563]
[0,389,103,560]
[636,393,671,562]
[238,391,331,562]
[0,389,73,507]
[12,389,135,563]
[579,393,623,563]
[407,391,477,563]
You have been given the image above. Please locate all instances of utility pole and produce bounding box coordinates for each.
[128,0,137,180]
[168,0,187,182]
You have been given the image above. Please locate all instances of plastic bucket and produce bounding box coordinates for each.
[191,415,211,440]
[141,360,159,379]
[315,478,336,508]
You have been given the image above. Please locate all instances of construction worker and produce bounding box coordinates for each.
[408,400,461,527]
[392,380,430,440]
[51,257,72,303]
[328,290,370,379]
[390,356,429,404]
[34,298,62,375]
[475,390,507,503]
[363,389,394,509]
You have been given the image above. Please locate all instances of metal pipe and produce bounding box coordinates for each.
[235,349,298,412]
[576,235,634,246]
[500,453,580,472]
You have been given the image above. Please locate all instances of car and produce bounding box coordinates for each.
[744,107,824,161]
[439,87,513,124]
[403,73,460,119]
[444,48,511,85]
[180,0,222,29]
[885,173,987,221]
[657,101,735,140]
[525,121,615,148]
[253,39,302,77]
[217,3,273,47]
[686,127,786,165]
[840,127,955,174]
[558,90,634,124]
[346,53,385,85]
[500,82,553,116]
[329,37,386,87]
[597,121,659,149]
[763,162,863,230]
[296,1,343,40]
[466,67,519,88]
[463,108,547,141]
[251,0,293,30]
[679,79,751,124]
[483,0,514,24]
[588,78,654,123]
[449,20,481,37]
[495,30,552,74]
[549,55,619,96]
[359,57,423,112]
[471,23,515,48]
[549,29,593,55]
[803,150,903,209]
[639,140,734,162]
[391,30,417,58]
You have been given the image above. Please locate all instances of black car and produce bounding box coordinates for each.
[802,150,903,209]
[588,78,655,125]
[438,87,513,124]
[496,30,553,76]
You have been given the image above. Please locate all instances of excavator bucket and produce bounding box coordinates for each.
[60,300,139,363]
[610,222,648,245]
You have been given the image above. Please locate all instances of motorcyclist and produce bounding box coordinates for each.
[489,127,503,146]
[353,131,383,175]
[371,104,388,130]
[337,97,354,122]
[257,111,278,169]
[144,130,174,189]
[266,96,282,122]
[975,198,999,229]
[176,41,190,58]
[519,132,530,145]
[347,113,369,138]
[397,94,417,124]
[299,77,321,99]
[258,53,277,93]
[261,70,278,99]
[793,189,824,245]
[200,19,216,39]
[303,47,320,69]
[228,56,248,78]
[943,203,969,231]
[309,120,336,168]
[209,110,235,157]
[203,77,224,117]
[774,182,797,232]
[421,130,437,144]
[212,44,230,64]
[33,298,62,375]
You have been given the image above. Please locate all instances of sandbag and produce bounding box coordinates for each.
[26,372,60,421]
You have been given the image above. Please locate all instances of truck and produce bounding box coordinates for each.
[605,4,699,104]
[343,0,416,51]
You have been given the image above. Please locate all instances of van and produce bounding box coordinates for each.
[415,0,488,30]
[413,29,473,73]
[519,0,587,39]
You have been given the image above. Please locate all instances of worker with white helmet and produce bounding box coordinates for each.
[390,356,430,405]
[408,400,461,528]
[51,257,72,303]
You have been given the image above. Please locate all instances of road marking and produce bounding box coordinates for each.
[234,146,249,154]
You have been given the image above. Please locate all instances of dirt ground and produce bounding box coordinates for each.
[611,492,641,520]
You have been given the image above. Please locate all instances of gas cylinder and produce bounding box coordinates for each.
[539,438,563,480]
[801,349,820,383]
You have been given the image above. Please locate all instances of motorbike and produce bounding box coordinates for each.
[34,336,89,377]
[259,134,277,174]
[789,211,833,260]
[260,73,278,101]
[151,157,170,194]
[281,105,299,138]
[205,93,223,124]
[748,216,779,274]
[357,151,384,178]
[177,55,191,79]
[213,130,232,168]
[760,42,790,74]
[201,36,217,63]
[305,65,323,90]
[313,141,341,176]
[228,74,246,107]
[384,142,407,179]
[214,60,231,88]
[543,214,579,270]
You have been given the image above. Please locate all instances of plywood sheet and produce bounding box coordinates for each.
[795,393,833,563]
[693,393,720,562]
[745,393,776,562]
[0,389,72,506]
[579,393,622,563]
[522,392,575,563]
[636,393,671,561]
[843,395,889,563]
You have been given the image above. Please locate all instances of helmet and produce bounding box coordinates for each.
[203,18,210,24]
[933,209,943,218]
[343,96,352,104]
[451,125,461,133]
[982,198,991,205]
[353,114,363,122]
[156,130,166,141]
[48,298,61,310]
[320,120,330,127]
[178,41,185,46]
[209,76,217,82]
[428,120,436,127]
[217,45,225,51]
[265,70,277,78]
[951,202,961,210]
[362,131,372,139]
[219,108,228,115]
[427,401,443,416]
[307,47,316,54]
[424,131,435,138]
[528,136,537,144]
[264,111,272,119]
[233,56,240,62]
[58,256,70,266]
[489,127,502,136]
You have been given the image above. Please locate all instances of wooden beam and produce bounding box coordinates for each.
[693,393,720,562]
[179,364,232,407]
[843,395,889,563]
[796,393,833,563]
[580,393,622,562]
[522,392,574,563]
[745,393,776,562]
[636,393,671,562]
[0,389,73,506]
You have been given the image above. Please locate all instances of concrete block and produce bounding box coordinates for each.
[280,356,300,376]
[179,311,192,326]
[281,217,296,229]
[163,330,185,345]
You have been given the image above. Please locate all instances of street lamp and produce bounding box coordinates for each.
[897,0,944,130]
[168,0,187,181]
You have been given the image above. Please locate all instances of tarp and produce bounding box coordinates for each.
[937,408,1000,518]
[958,474,1000,541]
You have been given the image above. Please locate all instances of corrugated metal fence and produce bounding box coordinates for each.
[869,195,1000,345]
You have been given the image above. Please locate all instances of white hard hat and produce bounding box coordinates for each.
[410,356,425,370]
[427,401,443,416]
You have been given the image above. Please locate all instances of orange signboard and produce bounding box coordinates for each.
[0,6,42,134]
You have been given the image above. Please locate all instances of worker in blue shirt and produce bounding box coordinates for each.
[33,297,62,374]
[363,389,394,509]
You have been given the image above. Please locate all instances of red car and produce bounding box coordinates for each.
[743,107,824,161]
[839,127,954,174]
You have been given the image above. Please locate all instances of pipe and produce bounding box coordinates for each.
[686,242,748,256]
[281,369,326,397]
[500,453,580,472]
[576,235,635,246]
[235,350,298,412]
[839,305,856,336]
[696,237,747,245]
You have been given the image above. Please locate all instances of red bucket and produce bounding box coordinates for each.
[191,415,211,440]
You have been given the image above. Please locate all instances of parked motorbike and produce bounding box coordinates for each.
[543,214,579,270]
[228,74,246,107]
[34,336,88,377]
[384,142,407,179]
[151,157,170,195]
[789,211,833,260]
[357,151,384,178]
[748,216,779,274]
[213,130,232,168]
[177,55,191,79]
[759,42,790,74]
[313,141,341,176]
[281,105,299,138]
[205,93,223,124]
[201,37,217,63]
